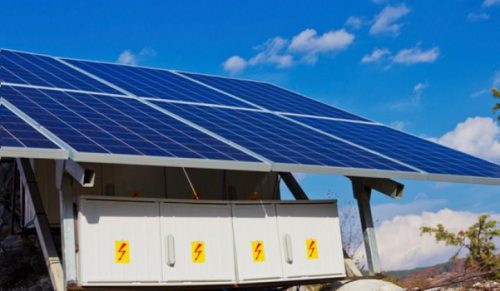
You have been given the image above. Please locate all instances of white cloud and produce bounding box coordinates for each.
[223,56,247,74]
[117,50,137,65]
[429,117,500,163]
[116,48,156,66]
[467,12,490,21]
[289,28,355,64]
[389,121,406,131]
[345,16,363,29]
[361,48,391,63]
[483,0,500,7]
[363,45,439,66]
[370,4,410,36]
[390,82,428,110]
[222,28,354,73]
[413,82,428,93]
[372,196,447,223]
[249,37,293,68]
[355,209,500,270]
[494,70,500,87]
[393,46,440,65]
[470,89,489,98]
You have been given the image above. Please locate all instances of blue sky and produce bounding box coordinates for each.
[1,0,499,269]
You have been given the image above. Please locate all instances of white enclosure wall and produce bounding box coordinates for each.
[76,197,345,286]
[160,202,235,283]
[77,199,162,284]
[32,160,279,225]
[232,203,283,282]
[277,203,345,279]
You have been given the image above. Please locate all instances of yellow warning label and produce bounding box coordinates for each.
[191,241,205,263]
[306,239,318,259]
[115,240,130,264]
[252,241,265,262]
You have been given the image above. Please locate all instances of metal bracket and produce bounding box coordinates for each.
[349,176,404,199]
[56,159,95,188]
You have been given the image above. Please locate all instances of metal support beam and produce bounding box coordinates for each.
[280,172,363,277]
[17,159,64,291]
[349,176,404,199]
[56,160,78,288]
[279,172,308,200]
[351,177,382,275]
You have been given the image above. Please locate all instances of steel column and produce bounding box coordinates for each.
[351,177,382,275]
[56,160,78,288]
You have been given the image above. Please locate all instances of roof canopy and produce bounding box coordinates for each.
[1,49,499,185]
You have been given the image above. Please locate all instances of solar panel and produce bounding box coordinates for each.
[180,72,369,121]
[63,59,257,108]
[0,50,121,94]
[151,101,416,174]
[0,86,265,170]
[0,105,67,159]
[1,49,499,184]
[291,116,500,180]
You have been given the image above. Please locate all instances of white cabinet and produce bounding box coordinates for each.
[232,203,283,282]
[276,203,345,279]
[77,197,345,286]
[78,199,162,284]
[160,202,235,283]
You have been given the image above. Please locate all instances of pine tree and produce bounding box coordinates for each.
[420,214,500,275]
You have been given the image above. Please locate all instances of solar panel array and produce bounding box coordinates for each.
[1,48,499,184]
[0,105,66,159]
[0,105,59,149]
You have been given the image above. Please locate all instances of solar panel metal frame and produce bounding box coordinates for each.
[0,49,122,95]
[283,115,500,185]
[0,86,270,172]
[176,70,374,122]
[1,49,499,185]
[0,102,68,160]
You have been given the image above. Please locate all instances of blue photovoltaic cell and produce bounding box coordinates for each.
[152,101,415,171]
[0,86,258,162]
[64,59,256,108]
[0,50,120,94]
[292,117,500,178]
[181,72,369,121]
[0,106,60,149]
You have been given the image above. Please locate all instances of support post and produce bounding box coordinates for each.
[280,172,363,277]
[279,172,308,200]
[17,159,64,291]
[351,177,382,275]
[56,160,78,288]
[10,161,16,234]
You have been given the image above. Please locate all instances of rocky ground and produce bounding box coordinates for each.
[0,161,52,290]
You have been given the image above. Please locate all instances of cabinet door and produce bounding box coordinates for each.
[276,203,345,279]
[78,199,162,284]
[160,203,235,283]
[232,204,283,282]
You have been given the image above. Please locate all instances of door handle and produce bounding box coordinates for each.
[284,234,293,264]
[166,234,175,267]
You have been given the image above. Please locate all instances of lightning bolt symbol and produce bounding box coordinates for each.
[254,242,262,260]
[308,240,316,257]
[194,243,203,261]
[118,242,127,261]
